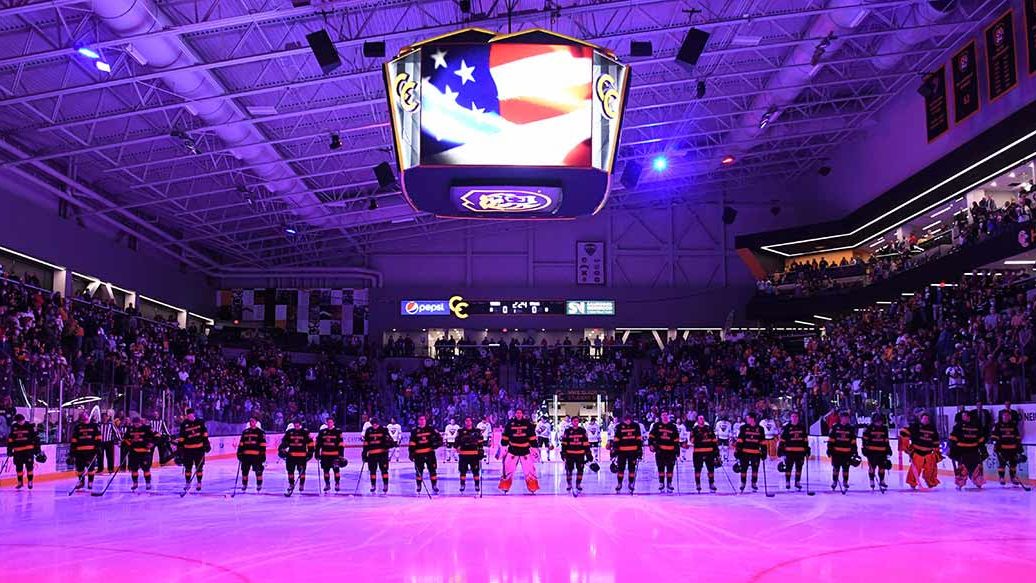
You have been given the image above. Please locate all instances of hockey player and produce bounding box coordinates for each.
[760,415,779,459]
[587,418,602,458]
[7,414,39,490]
[827,411,857,491]
[677,420,690,462]
[69,412,100,491]
[778,411,809,491]
[610,411,643,493]
[715,416,732,461]
[456,417,485,493]
[386,418,403,462]
[176,408,211,491]
[444,418,460,462]
[900,412,941,489]
[122,417,156,491]
[560,416,592,492]
[691,415,719,492]
[279,420,313,494]
[361,416,393,494]
[316,417,347,493]
[648,412,681,493]
[949,410,985,490]
[408,415,443,494]
[237,417,267,492]
[734,412,765,492]
[991,409,1022,486]
[498,408,539,493]
[861,413,892,491]
[535,417,553,461]
[476,415,493,461]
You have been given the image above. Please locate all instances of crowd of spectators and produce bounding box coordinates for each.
[758,191,1036,297]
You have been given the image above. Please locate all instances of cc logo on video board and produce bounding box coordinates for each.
[448,295,469,319]
[393,72,419,112]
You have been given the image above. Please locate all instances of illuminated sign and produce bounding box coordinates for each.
[451,186,561,215]
[400,300,450,316]
[566,300,615,316]
[402,296,613,317]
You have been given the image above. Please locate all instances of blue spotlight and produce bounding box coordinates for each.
[652,156,668,172]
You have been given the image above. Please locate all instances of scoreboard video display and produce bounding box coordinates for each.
[384,28,630,220]
[401,297,615,318]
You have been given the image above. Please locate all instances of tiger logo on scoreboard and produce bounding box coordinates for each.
[459,189,555,213]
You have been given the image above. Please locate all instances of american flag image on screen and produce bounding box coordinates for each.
[419,43,593,167]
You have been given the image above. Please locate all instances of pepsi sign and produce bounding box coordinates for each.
[400,300,450,316]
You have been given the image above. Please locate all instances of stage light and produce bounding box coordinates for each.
[77,47,101,59]
[284,227,297,235]
[329,133,342,150]
[721,154,736,165]
[652,156,668,172]
[95,61,111,73]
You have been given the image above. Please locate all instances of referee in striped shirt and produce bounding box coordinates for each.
[98,413,117,473]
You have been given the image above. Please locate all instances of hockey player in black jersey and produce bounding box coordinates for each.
[176,408,211,491]
[560,416,592,493]
[237,417,267,492]
[362,416,394,494]
[778,411,809,491]
[279,420,314,495]
[610,411,643,494]
[6,414,39,490]
[316,417,347,493]
[409,415,443,494]
[456,417,485,493]
[122,417,156,491]
[648,412,681,493]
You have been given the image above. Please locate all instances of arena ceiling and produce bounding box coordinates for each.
[0,0,1004,272]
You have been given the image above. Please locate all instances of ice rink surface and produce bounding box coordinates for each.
[2,452,1034,583]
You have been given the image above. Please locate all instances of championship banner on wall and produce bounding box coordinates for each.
[922,66,949,142]
[951,41,980,123]
[1025,0,1036,75]
[576,241,605,285]
[985,10,1018,102]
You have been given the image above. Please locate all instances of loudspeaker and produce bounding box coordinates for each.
[620,161,643,189]
[676,28,710,68]
[630,41,653,57]
[722,206,737,225]
[305,30,341,73]
[363,41,386,58]
[374,162,395,188]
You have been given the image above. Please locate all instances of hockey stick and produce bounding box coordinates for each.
[762,456,775,498]
[0,455,9,488]
[352,460,365,496]
[421,479,433,499]
[718,456,738,494]
[229,461,242,498]
[68,453,99,496]
[179,471,196,497]
[93,452,128,496]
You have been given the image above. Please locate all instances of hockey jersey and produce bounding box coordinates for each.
[611,421,643,455]
[535,420,552,440]
[444,423,460,443]
[70,421,101,454]
[715,420,732,440]
[362,426,393,457]
[122,424,156,454]
[238,427,267,457]
[561,427,591,460]
[280,428,313,459]
[586,423,602,443]
[501,418,536,456]
[691,423,718,454]
[901,422,939,456]
[409,426,442,457]
[779,423,809,455]
[648,422,681,456]
[6,421,38,455]
[456,428,484,457]
[177,419,210,452]
[991,420,1021,453]
[387,423,403,444]
[861,424,891,457]
[736,424,765,457]
[316,427,346,458]
[949,421,984,456]
[476,421,492,442]
[827,423,857,456]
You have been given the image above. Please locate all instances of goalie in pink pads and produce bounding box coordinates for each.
[497,409,539,493]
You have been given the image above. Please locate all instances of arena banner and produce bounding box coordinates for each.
[922,65,949,142]
[985,9,1019,102]
[951,41,980,123]
[1026,0,1036,74]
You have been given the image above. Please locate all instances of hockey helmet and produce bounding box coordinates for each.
[609,458,619,474]
[777,461,787,473]
[34,452,47,464]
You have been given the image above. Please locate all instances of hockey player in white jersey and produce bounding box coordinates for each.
[476,416,493,460]
[677,420,690,461]
[535,417,553,461]
[444,418,460,462]
[715,416,733,461]
[386,418,403,462]
[760,416,779,459]
[587,418,602,458]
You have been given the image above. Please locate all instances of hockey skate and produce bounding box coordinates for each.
[432,485,439,495]
[710,482,718,492]
[460,483,466,493]
[525,477,540,493]
[130,484,138,492]
[15,481,23,490]
[27,482,33,490]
